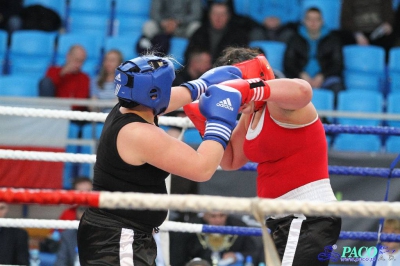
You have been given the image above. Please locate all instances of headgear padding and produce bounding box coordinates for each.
[114,55,175,115]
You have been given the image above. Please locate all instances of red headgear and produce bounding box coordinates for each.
[233,55,275,81]
[234,55,274,111]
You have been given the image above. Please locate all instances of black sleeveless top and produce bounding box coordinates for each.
[89,103,169,231]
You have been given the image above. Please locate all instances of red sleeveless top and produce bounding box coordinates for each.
[243,106,329,198]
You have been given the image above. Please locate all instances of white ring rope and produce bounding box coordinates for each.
[94,192,400,219]
[2,99,400,120]
[0,219,203,234]
[0,105,193,128]
[0,149,96,163]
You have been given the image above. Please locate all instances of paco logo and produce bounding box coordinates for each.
[318,244,397,263]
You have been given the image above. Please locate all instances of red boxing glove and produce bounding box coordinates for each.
[233,55,275,81]
[183,101,206,137]
[220,78,271,105]
[232,55,274,111]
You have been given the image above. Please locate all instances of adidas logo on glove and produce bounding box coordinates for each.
[216,98,234,111]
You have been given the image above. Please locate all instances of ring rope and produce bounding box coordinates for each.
[0,106,191,128]
[1,105,400,136]
[0,218,399,243]
[1,149,399,178]
[1,189,400,218]
[2,103,400,121]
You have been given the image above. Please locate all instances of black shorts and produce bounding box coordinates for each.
[266,215,342,266]
[77,212,157,266]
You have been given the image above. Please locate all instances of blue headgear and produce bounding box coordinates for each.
[114,55,175,115]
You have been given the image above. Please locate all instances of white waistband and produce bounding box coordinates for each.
[268,179,337,220]
[277,179,337,202]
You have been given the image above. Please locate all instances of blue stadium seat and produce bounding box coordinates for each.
[342,45,386,91]
[113,0,151,20]
[68,0,113,36]
[389,72,400,93]
[300,0,341,30]
[248,0,301,25]
[333,134,382,153]
[388,47,400,93]
[336,90,383,126]
[312,88,334,112]
[385,136,400,153]
[112,0,150,36]
[386,92,400,128]
[233,0,251,17]
[9,30,56,76]
[0,75,40,97]
[311,88,334,122]
[23,0,67,23]
[104,35,141,61]
[79,123,104,177]
[389,47,400,72]
[248,41,286,72]
[68,13,111,37]
[344,71,384,92]
[343,45,386,73]
[56,33,103,76]
[183,128,202,146]
[112,16,147,37]
[0,30,7,74]
[169,37,189,69]
[63,122,81,189]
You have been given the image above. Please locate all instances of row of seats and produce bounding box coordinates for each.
[24,0,400,37]
[23,0,151,37]
[251,41,400,94]
[0,29,189,78]
[24,0,340,37]
[235,0,400,30]
[313,89,400,153]
[1,29,400,93]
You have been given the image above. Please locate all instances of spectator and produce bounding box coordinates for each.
[20,4,61,32]
[248,0,300,44]
[0,0,23,34]
[249,15,297,44]
[284,7,344,105]
[173,48,212,86]
[143,0,202,39]
[184,1,249,63]
[165,47,212,140]
[137,0,202,55]
[90,49,123,113]
[359,219,400,266]
[394,4,400,47]
[59,177,93,221]
[0,202,30,265]
[170,211,258,266]
[54,206,87,266]
[340,0,395,61]
[40,45,90,109]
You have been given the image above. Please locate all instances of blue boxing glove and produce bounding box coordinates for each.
[199,84,242,149]
[182,66,242,101]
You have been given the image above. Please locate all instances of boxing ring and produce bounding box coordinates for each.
[1,102,400,266]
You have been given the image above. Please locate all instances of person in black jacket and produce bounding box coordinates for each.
[0,202,30,265]
[284,7,344,106]
[184,1,249,64]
